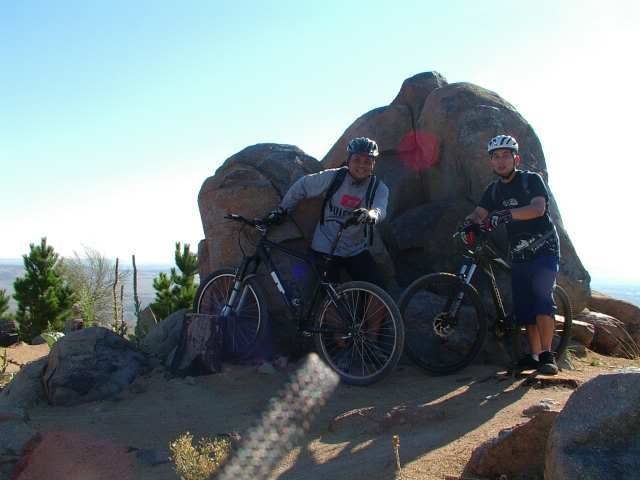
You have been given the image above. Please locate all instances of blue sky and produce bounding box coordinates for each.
[1,1,639,281]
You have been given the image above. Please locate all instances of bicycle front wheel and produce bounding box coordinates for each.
[511,284,573,363]
[193,269,267,361]
[399,273,488,375]
[313,281,405,386]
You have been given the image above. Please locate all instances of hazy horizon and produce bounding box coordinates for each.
[1,260,638,317]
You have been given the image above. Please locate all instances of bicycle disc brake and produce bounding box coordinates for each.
[433,312,455,338]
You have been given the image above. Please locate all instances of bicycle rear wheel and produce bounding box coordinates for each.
[511,284,573,363]
[313,281,405,386]
[193,269,267,361]
[399,273,488,375]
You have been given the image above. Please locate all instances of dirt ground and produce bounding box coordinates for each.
[3,342,639,480]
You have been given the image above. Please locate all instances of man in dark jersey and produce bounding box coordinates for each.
[464,135,561,375]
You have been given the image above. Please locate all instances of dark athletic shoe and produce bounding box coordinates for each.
[538,351,559,375]
[516,354,540,370]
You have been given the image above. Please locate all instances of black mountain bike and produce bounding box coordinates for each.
[398,225,573,375]
[193,213,405,386]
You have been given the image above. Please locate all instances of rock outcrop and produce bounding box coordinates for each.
[42,327,149,406]
[588,291,640,354]
[465,409,559,479]
[545,370,640,479]
[322,73,590,309]
[196,71,592,355]
[576,309,639,358]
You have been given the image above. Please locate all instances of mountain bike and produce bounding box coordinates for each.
[193,213,405,385]
[398,224,573,375]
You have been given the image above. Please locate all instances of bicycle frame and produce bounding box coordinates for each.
[451,238,514,334]
[223,217,357,335]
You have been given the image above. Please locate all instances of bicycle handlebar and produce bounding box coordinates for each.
[224,212,360,231]
[453,222,503,263]
[224,213,267,230]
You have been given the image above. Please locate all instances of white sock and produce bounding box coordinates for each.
[532,353,540,361]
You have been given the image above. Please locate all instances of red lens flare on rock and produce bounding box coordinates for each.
[398,130,440,172]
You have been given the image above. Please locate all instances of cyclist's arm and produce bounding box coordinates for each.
[369,182,389,224]
[508,173,549,220]
[509,196,546,220]
[279,169,339,212]
[466,206,489,224]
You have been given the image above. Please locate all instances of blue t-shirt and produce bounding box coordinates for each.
[479,170,560,262]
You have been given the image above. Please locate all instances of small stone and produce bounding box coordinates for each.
[257,362,277,375]
[134,448,170,466]
[522,399,560,417]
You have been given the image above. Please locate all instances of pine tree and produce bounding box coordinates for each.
[150,242,199,319]
[13,238,75,340]
[0,289,11,321]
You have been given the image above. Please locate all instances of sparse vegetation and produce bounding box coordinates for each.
[1,348,7,374]
[59,246,124,327]
[151,243,199,320]
[169,431,231,480]
[13,238,75,341]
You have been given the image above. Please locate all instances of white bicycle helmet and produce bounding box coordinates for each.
[487,135,518,154]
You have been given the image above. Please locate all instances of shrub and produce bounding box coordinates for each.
[169,432,231,480]
[58,247,125,327]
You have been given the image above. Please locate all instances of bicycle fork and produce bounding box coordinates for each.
[222,281,251,317]
[447,263,477,316]
[222,259,255,317]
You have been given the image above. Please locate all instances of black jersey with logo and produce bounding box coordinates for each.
[479,170,560,262]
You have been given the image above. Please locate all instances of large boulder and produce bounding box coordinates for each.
[575,309,638,358]
[546,370,640,479]
[464,410,559,479]
[140,309,186,362]
[321,75,590,310]
[0,415,38,479]
[0,357,48,409]
[15,431,134,479]
[197,143,322,276]
[42,327,149,406]
[589,291,640,349]
[0,319,19,348]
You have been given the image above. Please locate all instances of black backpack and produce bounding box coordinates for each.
[319,167,380,246]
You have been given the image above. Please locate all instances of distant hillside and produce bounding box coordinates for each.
[0,261,175,326]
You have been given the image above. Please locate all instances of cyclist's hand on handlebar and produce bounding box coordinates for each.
[459,219,479,246]
[264,206,286,225]
[352,207,377,225]
[483,209,512,231]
